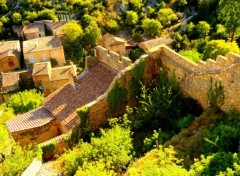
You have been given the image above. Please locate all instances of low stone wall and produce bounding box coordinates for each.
[12,119,60,146]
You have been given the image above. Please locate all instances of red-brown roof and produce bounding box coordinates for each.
[6,107,55,133]
[43,63,117,130]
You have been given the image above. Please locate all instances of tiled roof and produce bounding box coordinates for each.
[6,107,55,133]
[0,40,20,59]
[98,33,126,47]
[23,36,62,54]
[0,72,19,88]
[43,63,117,130]
[51,65,76,81]
[32,62,51,76]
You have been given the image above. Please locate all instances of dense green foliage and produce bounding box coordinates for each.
[203,40,240,60]
[126,146,189,176]
[141,18,162,37]
[179,49,202,63]
[58,125,132,175]
[5,89,44,114]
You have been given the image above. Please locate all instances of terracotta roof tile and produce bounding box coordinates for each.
[6,107,55,133]
[0,72,19,88]
[43,63,117,130]
[23,36,62,54]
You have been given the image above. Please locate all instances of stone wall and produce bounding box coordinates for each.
[78,45,240,132]
[94,45,132,72]
[11,119,60,146]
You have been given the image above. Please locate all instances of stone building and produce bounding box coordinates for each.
[23,36,66,70]
[98,33,127,55]
[23,21,46,40]
[0,40,21,72]
[32,62,77,96]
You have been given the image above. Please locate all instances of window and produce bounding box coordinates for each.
[8,61,14,67]
[42,54,47,60]
[39,34,41,37]
[29,55,35,63]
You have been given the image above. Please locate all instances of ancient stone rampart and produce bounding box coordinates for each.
[85,46,132,72]
[157,45,240,111]
[78,45,240,132]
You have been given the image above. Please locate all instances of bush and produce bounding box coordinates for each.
[203,40,240,60]
[58,125,133,175]
[0,145,35,176]
[129,47,145,62]
[5,89,44,114]
[179,49,203,63]
[41,142,56,161]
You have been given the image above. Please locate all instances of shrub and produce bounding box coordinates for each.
[203,40,240,60]
[41,142,56,161]
[179,49,203,63]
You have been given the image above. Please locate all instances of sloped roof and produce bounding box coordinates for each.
[43,63,117,130]
[23,36,62,54]
[98,33,126,47]
[32,62,51,76]
[0,40,20,59]
[51,65,76,81]
[0,72,19,88]
[6,107,55,133]
[139,36,173,53]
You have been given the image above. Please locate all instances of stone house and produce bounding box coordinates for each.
[23,36,66,70]
[32,62,77,96]
[44,21,77,39]
[23,21,46,40]
[0,40,21,72]
[98,33,127,55]
[6,62,117,146]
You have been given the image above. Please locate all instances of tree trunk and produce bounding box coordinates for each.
[230,28,236,42]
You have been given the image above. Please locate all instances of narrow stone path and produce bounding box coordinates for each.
[36,161,60,176]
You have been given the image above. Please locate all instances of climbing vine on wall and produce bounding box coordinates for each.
[71,105,90,143]
[208,78,224,108]
[129,59,145,97]
[107,81,128,114]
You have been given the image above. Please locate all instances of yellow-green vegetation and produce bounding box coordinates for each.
[179,49,203,63]
[57,125,132,175]
[126,146,189,176]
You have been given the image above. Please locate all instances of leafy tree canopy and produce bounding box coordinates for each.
[203,40,240,60]
[141,18,162,37]
[218,0,240,42]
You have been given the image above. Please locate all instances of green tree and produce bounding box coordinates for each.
[83,21,102,49]
[203,40,240,60]
[142,18,162,37]
[179,49,203,63]
[125,11,138,26]
[129,0,144,11]
[62,22,85,65]
[218,0,240,42]
[157,8,178,27]
[38,9,58,22]
[196,21,211,39]
[12,13,22,25]
[24,11,38,21]
[6,89,44,114]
